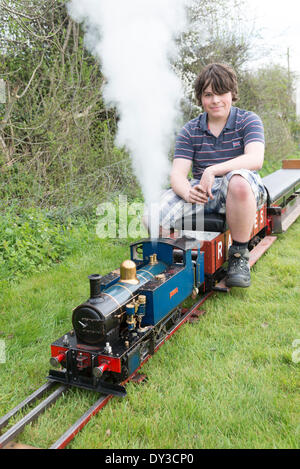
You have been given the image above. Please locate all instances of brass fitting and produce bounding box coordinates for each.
[138,294,146,304]
[149,253,158,265]
[120,259,139,284]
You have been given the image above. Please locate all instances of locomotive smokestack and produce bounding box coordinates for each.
[88,274,102,298]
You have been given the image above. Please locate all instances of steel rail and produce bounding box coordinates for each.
[0,381,56,432]
[50,394,113,449]
[0,385,68,449]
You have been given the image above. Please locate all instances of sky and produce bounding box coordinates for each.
[245,0,300,114]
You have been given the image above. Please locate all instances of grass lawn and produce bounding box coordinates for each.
[0,220,299,449]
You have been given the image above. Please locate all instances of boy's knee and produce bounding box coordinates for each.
[227,175,253,201]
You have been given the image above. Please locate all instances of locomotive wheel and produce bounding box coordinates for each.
[171,307,182,324]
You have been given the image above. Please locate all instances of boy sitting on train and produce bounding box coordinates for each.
[152,63,267,288]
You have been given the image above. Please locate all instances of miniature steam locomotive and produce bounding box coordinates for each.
[49,238,204,396]
[48,161,300,397]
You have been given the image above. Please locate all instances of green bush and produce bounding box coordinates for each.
[0,207,94,282]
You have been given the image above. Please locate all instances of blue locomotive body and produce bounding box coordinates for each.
[48,237,204,396]
[131,239,204,326]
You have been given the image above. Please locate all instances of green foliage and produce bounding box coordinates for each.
[0,1,139,215]
[0,206,95,283]
[238,66,298,161]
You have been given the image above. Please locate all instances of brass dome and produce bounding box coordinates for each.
[120,259,139,285]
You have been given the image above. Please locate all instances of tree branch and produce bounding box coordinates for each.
[16,53,45,99]
[0,0,52,21]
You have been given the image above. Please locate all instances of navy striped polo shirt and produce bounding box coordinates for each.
[174,106,265,179]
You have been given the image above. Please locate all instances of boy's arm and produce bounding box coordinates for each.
[171,158,205,204]
[198,141,264,202]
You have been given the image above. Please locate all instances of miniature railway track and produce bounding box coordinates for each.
[0,383,68,449]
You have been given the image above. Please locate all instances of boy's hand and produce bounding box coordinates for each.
[185,168,215,204]
[197,168,215,202]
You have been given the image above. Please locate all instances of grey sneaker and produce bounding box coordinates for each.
[225,245,251,288]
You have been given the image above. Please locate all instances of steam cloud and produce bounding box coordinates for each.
[68,0,188,235]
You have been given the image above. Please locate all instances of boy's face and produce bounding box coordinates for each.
[201,84,232,121]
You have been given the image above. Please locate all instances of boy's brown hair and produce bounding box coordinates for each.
[194,63,239,105]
